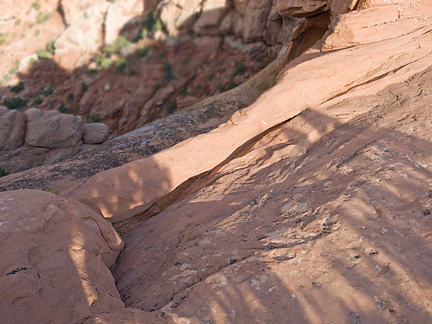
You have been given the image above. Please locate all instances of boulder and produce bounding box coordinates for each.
[193,0,231,36]
[0,190,124,324]
[275,0,329,17]
[82,123,110,144]
[0,106,25,151]
[25,112,83,148]
[24,108,42,122]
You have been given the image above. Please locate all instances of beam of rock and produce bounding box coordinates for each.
[0,190,124,324]
[64,2,432,225]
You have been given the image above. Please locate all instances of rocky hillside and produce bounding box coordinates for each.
[1,0,432,323]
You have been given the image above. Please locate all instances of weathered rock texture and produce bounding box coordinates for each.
[64,0,432,226]
[0,106,25,151]
[25,111,83,148]
[0,189,124,324]
[82,123,110,144]
[0,108,110,174]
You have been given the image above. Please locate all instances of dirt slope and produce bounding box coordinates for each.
[111,64,432,324]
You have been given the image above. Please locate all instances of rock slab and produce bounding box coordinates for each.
[0,189,124,324]
[0,106,25,151]
[25,112,83,148]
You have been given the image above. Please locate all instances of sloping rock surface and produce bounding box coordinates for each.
[112,56,432,324]
[64,0,432,225]
[0,190,124,324]
[0,106,25,151]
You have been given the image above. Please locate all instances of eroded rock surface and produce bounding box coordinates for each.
[0,189,124,324]
[0,106,25,151]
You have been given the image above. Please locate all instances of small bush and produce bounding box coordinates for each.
[234,61,246,75]
[217,83,224,92]
[10,81,24,94]
[0,39,5,46]
[15,19,21,26]
[29,57,37,65]
[35,29,40,37]
[181,57,190,66]
[138,46,148,57]
[4,97,26,110]
[32,1,41,10]
[166,102,176,115]
[227,81,237,90]
[67,92,74,103]
[104,36,131,56]
[45,187,59,195]
[42,86,53,97]
[195,84,202,91]
[208,73,213,81]
[8,66,18,74]
[36,12,52,24]
[37,48,51,59]
[0,167,9,178]
[57,101,68,113]
[88,115,100,123]
[115,58,127,73]
[154,19,163,31]
[81,82,88,93]
[86,68,98,75]
[31,96,43,105]
[181,87,188,96]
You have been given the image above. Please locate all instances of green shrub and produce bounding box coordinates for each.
[35,29,40,36]
[208,73,213,81]
[0,167,9,177]
[217,83,224,92]
[181,87,188,96]
[234,61,245,75]
[162,61,174,82]
[80,82,88,93]
[104,36,131,55]
[10,81,25,94]
[42,85,53,96]
[115,57,127,73]
[15,19,21,26]
[166,102,176,115]
[37,48,51,59]
[32,1,41,10]
[97,54,113,69]
[8,66,18,74]
[154,19,163,31]
[31,96,43,105]
[88,115,100,123]
[0,39,5,46]
[138,46,148,57]
[4,97,26,110]
[45,187,59,195]
[181,57,190,66]
[29,57,37,65]
[57,101,68,113]
[227,81,237,90]
[195,84,202,91]
[67,92,74,103]
[36,12,52,24]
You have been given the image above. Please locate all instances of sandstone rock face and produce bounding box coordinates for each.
[64,0,432,224]
[82,123,110,144]
[276,0,329,17]
[0,106,25,151]
[105,0,144,44]
[54,1,109,70]
[25,112,83,148]
[0,190,124,324]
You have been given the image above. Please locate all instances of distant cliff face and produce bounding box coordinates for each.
[0,0,337,138]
